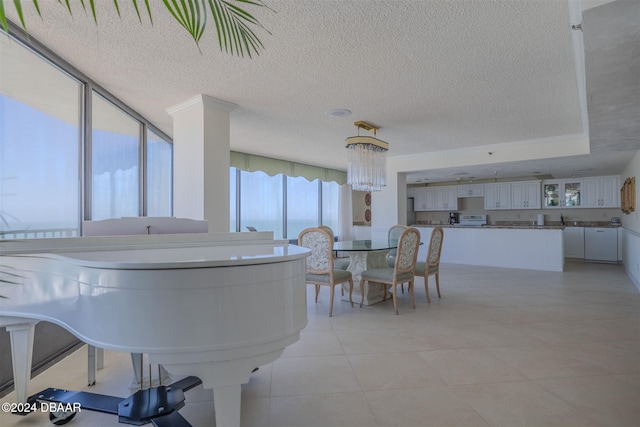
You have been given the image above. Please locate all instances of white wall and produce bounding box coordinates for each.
[620,151,640,233]
[619,150,640,291]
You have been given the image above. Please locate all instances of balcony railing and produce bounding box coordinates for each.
[1,228,79,239]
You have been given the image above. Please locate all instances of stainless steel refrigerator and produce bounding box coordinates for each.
[407,198,416,225]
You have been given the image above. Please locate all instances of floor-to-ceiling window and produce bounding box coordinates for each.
[229,168,238,232]
[0,26,173,238]
[239,170,284,236]
[231,168,341,239]
[0,35,82,238]
[321,180,340,232]
[286,176,319,238]
[91,92,141,220]
[146,130,173,217]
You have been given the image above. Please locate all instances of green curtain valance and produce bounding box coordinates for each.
[230,151,347,185]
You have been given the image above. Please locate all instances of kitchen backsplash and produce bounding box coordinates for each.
[414,197,622,225]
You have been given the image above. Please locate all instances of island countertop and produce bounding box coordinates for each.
[411,224,564,230]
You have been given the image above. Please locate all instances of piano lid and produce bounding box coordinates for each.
[39,243,310,270]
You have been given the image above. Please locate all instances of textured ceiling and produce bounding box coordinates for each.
[2,0,638,183]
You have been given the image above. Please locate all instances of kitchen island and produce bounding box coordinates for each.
[414,225,564,272]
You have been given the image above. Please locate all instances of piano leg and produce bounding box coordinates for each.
[213,384,241,427]
[87,346,105,386]
[5,322,36,404]
[158,348,287,427]
[87,345,96,386]
[97,348,104,370]
[131,352,144,386]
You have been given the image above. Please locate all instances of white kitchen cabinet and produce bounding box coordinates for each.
[413,187,434,211]
[511,181,541,209]
[584,227,618,263]
[563,227,584,258]
[583,176,619,208]
[457,184,484,198]
[484,183,511,210]
[543,179,583,208]
[434,186,458,211]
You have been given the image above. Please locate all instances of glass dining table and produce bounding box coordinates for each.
[333,239,398,306]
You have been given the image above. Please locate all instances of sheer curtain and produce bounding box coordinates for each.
[338,184,353,241]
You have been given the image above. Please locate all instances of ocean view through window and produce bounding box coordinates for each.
[232,168,341,239]
[1,28,173,238]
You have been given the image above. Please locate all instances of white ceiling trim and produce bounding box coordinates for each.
[166,94,238,117]
[393,133,590,174]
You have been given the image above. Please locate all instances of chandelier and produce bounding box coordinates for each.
[345,121,389,192]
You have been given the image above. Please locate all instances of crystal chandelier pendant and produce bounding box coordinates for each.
[345,121,389,192]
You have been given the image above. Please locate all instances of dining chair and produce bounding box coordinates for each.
[299,227,354,317]
[319,225,350,270]
[359,227,421,314]
[386,224,408,267]
[413,226,444,303]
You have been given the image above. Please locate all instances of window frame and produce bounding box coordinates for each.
[2,22,173,238]
[231,168,337,239]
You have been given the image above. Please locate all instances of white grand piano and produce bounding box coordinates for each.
[0,230,310,426]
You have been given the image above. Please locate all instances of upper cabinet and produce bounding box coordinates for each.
[410,175,619,212]
[413,186,457,211]
[434,186,458,211]
[413,187,434,211]
[484,183,511,210]
[583,176,620,208]
[511,181,541,209]
[457,184,484,198]
[543,179,582,208]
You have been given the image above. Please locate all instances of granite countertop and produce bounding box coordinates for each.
[412,224,564,230]
[411,222,621,229]
[480,225,566,230]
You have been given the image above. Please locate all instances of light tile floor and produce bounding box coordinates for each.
[1,261,638,427]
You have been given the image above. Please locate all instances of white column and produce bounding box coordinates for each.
[166,95,237,233]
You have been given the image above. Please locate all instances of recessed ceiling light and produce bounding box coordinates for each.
[453,172,469,176]
[325,109,351,118]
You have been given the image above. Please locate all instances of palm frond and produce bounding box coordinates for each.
[0,0,269,57]
[162,0,207,49]
[57,0,73,16]
[209,0,265,57]
[12,0,28,33]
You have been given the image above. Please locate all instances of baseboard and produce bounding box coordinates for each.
[626,265,640,293]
